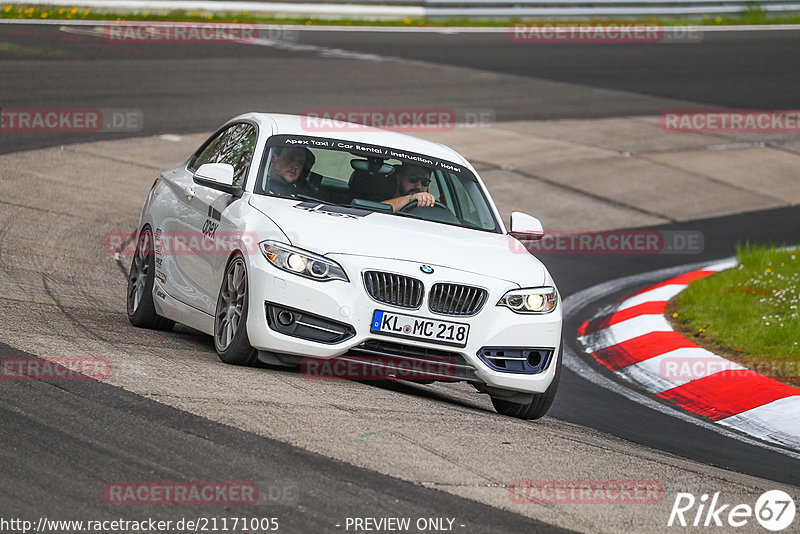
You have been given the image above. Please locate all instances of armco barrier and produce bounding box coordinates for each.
[424,0,800,18]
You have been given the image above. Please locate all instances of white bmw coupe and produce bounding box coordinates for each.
[127,113,563,419]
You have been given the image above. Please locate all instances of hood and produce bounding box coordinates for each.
[249,196,546,287]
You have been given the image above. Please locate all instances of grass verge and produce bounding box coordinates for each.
[2,4,800,26]
[668,244,799,387]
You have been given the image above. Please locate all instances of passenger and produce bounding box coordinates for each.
[265,146,315,197]
[382,163,436,212]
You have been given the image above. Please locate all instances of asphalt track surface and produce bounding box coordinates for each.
[1,22,800,532]
[2,24,800,153]
[0,338,568,532]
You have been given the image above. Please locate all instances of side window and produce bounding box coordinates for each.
[191,123,257,187]
[455,179,494,229]
[433,170,455,209]
[217,124,257,187]
[193,131,227,170]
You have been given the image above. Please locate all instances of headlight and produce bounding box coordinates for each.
[260,241,348,282]
[497,287,557,314]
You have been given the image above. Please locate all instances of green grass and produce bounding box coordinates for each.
[670,244,800,387]
[2,4,800,26]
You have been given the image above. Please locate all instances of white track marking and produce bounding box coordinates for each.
[617,284,686,311]
[580,314,672,351]
[246,36,390,60]
[704,258,739,271]
[717,397,800,450]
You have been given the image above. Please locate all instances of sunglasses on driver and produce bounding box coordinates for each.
[406,176,431,186]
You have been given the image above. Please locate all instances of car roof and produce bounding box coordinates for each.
[233,112,472,169]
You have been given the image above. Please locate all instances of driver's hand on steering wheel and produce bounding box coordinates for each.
[407,192,436,208]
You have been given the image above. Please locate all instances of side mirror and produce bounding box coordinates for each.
[193,163,241,196]
[509,212,544,240]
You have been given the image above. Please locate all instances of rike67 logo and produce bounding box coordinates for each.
[668,490,796,531]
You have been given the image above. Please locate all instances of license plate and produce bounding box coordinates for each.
[370,310,469,347]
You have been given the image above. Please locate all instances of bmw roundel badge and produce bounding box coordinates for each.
[420,265,434,274]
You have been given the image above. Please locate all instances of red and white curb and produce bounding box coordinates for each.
[578,259,800,451]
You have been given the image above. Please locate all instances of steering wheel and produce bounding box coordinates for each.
[399,199,451,213]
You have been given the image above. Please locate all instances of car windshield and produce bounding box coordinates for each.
[254,135,500,233]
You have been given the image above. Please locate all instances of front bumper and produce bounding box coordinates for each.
[246,253,562,394]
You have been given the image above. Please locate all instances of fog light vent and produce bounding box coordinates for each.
[266,303,355,344]
[478,347,554,374]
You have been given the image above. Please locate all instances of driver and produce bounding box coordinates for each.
[381,163,436,212]
[265,146,315,197]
